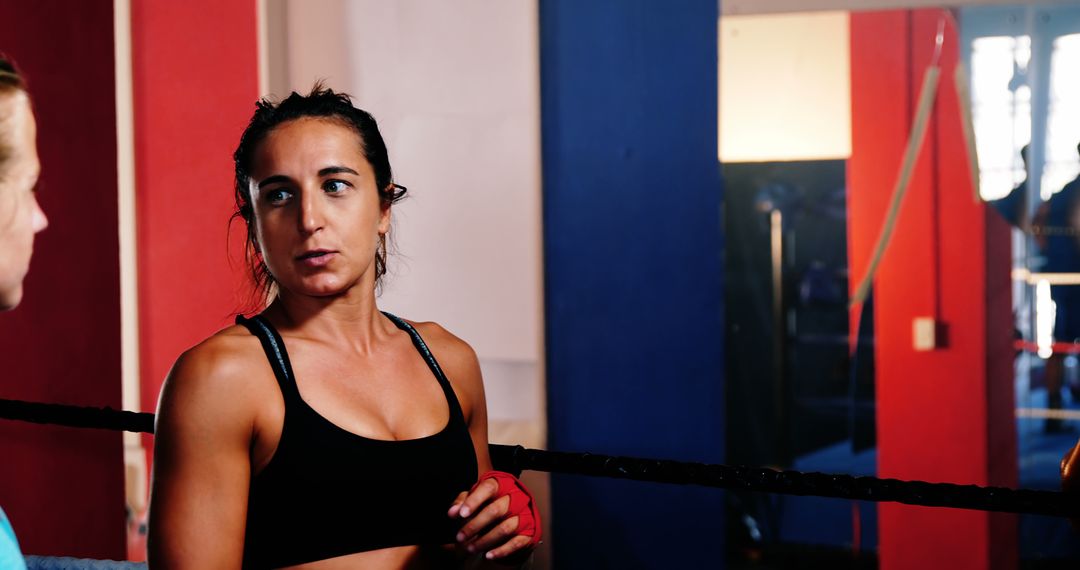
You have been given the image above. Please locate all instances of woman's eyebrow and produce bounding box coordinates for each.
[257,166,357,189]
[318,166,358,177]
[257,174,291,189]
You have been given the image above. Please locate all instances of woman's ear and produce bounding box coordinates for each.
[378,202,392,236]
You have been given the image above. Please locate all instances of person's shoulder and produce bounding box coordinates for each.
[409,319,475,356]
[405,319,482,386]
[1056,177,1080,212]
[1065,175,1080,195]
[171,324,263,382]
[157,324,270,418]
[152,324,275,481]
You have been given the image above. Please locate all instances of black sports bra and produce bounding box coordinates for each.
[236,312,479,569]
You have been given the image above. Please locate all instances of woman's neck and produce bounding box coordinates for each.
[264,284,392,353]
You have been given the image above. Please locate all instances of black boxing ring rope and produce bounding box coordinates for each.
[0,398,153,434]
[2,397,1078,519]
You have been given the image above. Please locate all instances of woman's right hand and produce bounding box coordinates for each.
[449,471,541,564]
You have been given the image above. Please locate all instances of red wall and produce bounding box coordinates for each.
[0,0,126,558]
[0,0,260,558]
[849,11,1017,570]
[131,0,258,455]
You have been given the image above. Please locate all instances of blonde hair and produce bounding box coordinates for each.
[0,57,27,179]
[0,57,24,93]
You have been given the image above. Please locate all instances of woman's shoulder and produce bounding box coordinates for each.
[158,324,272,413]
[152,324,279,486]
[174,324,264,378]
[405,319,482,387]
[407,319,472,351]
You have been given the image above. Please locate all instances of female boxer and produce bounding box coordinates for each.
[147,86,539,569]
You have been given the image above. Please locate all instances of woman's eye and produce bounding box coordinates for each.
[324,180,350,194]
[266,188,293,204]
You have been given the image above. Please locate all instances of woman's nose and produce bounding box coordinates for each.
[32,195,48,233]
[298,192,324,234]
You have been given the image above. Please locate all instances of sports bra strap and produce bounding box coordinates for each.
[235,314,303,403]
[236,312,466,422]
[380,312,466,419]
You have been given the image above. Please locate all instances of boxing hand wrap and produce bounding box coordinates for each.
[472,471,542,547]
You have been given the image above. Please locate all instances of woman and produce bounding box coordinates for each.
[0,58,47,312]
[0,56,48,570]
[148,86,539,569]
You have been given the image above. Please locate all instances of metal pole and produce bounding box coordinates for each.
[770,209,789,465]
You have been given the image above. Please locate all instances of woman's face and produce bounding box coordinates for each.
[0,92,47,311]
[248,117,390,299]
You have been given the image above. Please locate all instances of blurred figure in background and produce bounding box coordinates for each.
[1037,142,1080,432]
[987,144,1030,229]
[989,143,1080,432]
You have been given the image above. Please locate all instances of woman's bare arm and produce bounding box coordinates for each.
[419,322,535,563]
[147,336,264,569]
[415,321,493,472]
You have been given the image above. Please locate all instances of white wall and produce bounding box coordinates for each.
[263,0,546,449]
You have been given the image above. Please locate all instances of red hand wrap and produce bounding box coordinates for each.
[472,471,542,547]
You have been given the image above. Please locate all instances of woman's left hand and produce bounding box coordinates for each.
[448,471,541,562]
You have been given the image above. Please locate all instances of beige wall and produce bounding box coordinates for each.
[720,11,852,162]
[263,6,549,564]
[262,0,546,448]
[723,0,1062,16]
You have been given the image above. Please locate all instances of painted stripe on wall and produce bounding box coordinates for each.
[540,1,726,567]
[848,11,1016,569]
[131,0,259,447]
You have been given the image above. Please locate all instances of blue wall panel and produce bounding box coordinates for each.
[540,1,725,567]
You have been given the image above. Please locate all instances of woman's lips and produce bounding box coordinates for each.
[296,250,337,268]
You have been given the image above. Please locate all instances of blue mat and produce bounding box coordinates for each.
[25,557,144,570]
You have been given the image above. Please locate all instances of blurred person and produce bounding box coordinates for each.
[987,144,1031,229]
[1049,141,1080,520]
[1036,142,1080,432]
[989,143,1080,432]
